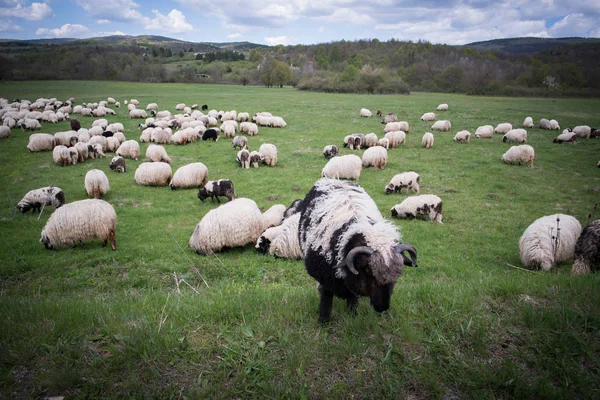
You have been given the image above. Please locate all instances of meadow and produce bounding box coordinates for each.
[0,81,599,399]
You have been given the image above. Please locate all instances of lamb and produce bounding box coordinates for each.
[364,132,378,148]
[384,131,406,148]
[249,151,264,168]
[431,120,451,132]
[384,121,409,133]
[571,220,600,275]
[323,145,338,158]
[391,194,443,223]
[420,112,435,121]
[321,154,362,180]
[232,135,248,150]
[258,143,277,167]
[436,103,448,111]
[553,129,577,144]
[53,145,74,166]
[297,178,418,322]
[256,213,302,259]
[550,119,560,130]
[27,133,56,152]
[240,122,258,136]
[539,118,552,130]
[202,128,220,141]
[454,130,471,143]
[422,132,434,149]
[572,125,591,139]
[385,172,420,195]
[494,123,513,134]
[519,214,582,271]
[146,144,172,163]
[134,162,172,186]
[237,148,250,169]
[361,146,388,169]
[17,186,65,214]
[40,199,116,250]
[197,179,235,203]
[169,162,209,190]
[261,204,287,230]
[360,108,372,117]
[474,125,493,138]
[381,113,398,124]
[523,116,534,128]
[109,156,126,173]
[501,145,535,167]
[88,135,108,152]
[189,198,264,255]
[116,140,140,160]
[502,129,527,143]
[85,169,110,199]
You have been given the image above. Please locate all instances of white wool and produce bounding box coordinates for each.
[269,213,302,259]
[494,123,513,134]
[523,117,534,128]
[474,125,493,138]
[170,163,209,189]
[384,121,409,133]
[378,138,390,149]
[106,137,120,152]
[361,146,388,169]
[89,126,104,136]
[129,109,147,119]
[322,154,362,180]
[113,132,126,144]
[391,194,443,223]
[237,112,250,122]
[420,112,435,121]
[573,125,591,138]
[554,130,577,143]
[134,162,172,186]
[240,122,258,136]
[360,108,372,117]
[189,198,264,255]
[89,135,108,151]
[92,118,108,129]
[364,132,378,147]
[453,130,471,143]
[502,145,535,167]
[549,119,560,130]
[384,131,406,148]
[146,103,159,111]
[259,143,277,167]
[256,224,284,250]
[221,123,237,138]
[436,103,448,111]
[255,115,272,126]
[431,120,451,131]
[422,132,434,148]
[146,144,171,163]
[116,140,140,160]
[261,204,287,230]
[53,145,72,166]
[106,122,125,133]
[503,129,527,143]
[74,142,89,162]
[27,133,55,152]
[151,128,172,144]
[519,214,582,271]
[85,169,110,199]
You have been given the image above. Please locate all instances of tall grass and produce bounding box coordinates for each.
[1,81,599,399]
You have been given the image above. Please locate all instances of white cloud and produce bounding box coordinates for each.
[264,35,292,45]
[314,8,374,25]
[74,0,148,24]
[0,20,22,31]
[227,33,242,39]
[36,23,91,38]
[96,19,110,25]
[98,30,126,36]
[549,13,598,37]
[0,2,53,21]
[145,9,193,33]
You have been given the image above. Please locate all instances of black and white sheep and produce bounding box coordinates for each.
[391,194,443,223]
[297,178,418,322]
[571,220,600,275]
[197,179,235,203]
[17,186,65,214]
[134,162,172,186]
[232,135,248,150]
[237,148,250,169]
[85,169,110,199]
[553,129,577,144]
[283,199,303,219]
[249,151,264,168]
[169,162,209,190]
[323,145,338,158]
[322,154,362,180]
[109,156,126,173]
[385,172,420,195]
[40,199,116,250]
[255,213,302,259]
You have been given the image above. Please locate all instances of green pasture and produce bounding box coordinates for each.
[0,81,599,399]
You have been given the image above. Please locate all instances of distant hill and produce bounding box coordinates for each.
[465,37,600,54]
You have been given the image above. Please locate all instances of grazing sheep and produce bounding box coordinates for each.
[502,129,527,143]
[146,144,171,163]
[321,154,362,180]
[134,162,172,186]
[343,134,365,150]
[232,135,248,150]
[474,125,493,138]
[437,103,448,111]
[20,118,42,130]
[146,103,159,111]
[553,129,577,144]
[240,122,258,136]
[0,126,10,139]
[360,108,372,117]
[494,123,513,134]
[17,186,65,214]
[361,146,388,169]
[54,131,78,147]
[202,128,220,141]
[550,119,560,130]
[237,148,250,169]
[384,131,406,148]
[256,213,302,259]
[151,128,172,144]
[116,140,140,160]
[197,179,235,203]
[422,132,434,149]
[519,214,582,271]
[391,194,443,223]
[539,118,552,130]
[384,121,409,133]
[70,118,81,131]
[85,169,110,199]
[92,118,108,129]
[40,199,117,250]
[106,122,125,133]
[385,172,420,195]
[237,112,250,122]
[89,126,104,136]
[129,109,147,119]
[249,151,264,168]
[454,130,471,143]
[323,145,339,158]
[431,120,451,132]
[109,156,126,173]
[89,135,108,152]
[572,220,600,275]
[189,198,264,255]
[381,113,398,124]
[90,144,105,159]
[420,112,435,121]
[220,122,237,138]
[130,99,140,106]
[169,162,209,190]
[501,145,535,167]
[106,136,121,152]
[378,138,390,149]
[259,143,277,167]
[74,142,89,162]
[572,125,591,139]
[53,145,74,166]
[297,178,418,322]
[270,116,287,128]
[364,132,378,148]
[27,133,55,152]
[523,116,534,128]
[262,204,287,229]
[175,103,186,111]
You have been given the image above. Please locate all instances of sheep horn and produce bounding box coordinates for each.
[344,246,375,275]
[395,243,418,267]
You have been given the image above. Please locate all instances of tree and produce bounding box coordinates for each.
[272,60,292,87]
[152,48,158,57]
[259,57,275,87]
[315,45,329,68]
[249,49,262,63]
[340,64,359,82]
[179,50,184,58]
[329,44,342,64]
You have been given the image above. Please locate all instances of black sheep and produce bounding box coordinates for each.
[201,128,219,142]
[201,104,208,111]
[70,118,81,131]
[572,220,600,275]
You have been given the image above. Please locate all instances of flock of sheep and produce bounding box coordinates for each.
[2,92,599,321]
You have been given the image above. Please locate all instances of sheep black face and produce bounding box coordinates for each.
[201,104,208,111]
[385,183,396,195]
[197,188,213,202]
[256,236,270,254]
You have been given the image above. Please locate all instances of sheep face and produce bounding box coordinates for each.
[197,188,211,202]
[40,230,53,249]
[255,236,270,254]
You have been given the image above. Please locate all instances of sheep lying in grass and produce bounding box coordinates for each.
[256,213,302,259]
[169,162,209,190]
[198,179,235,203]
[146,144,171,163]
[134,162,172,186]
[501,145,535,167]
[323,145,338,158]
[474,125,493,138]
[189,198,264,255]
[454,130,471,143]
[502,129,527,143]
[262,204,287,230]
[27,133,55,152]
[360,108,372,117]
[385,172,420,195]
[494,123,512,134]
[431,120,451,132]
[361,146,388,169]
[519,214,582,271]
[109,156,126,173]
[391,194,443,223]
[572,220,600,275]
[322,154,362,180]
[259,143,277,167]
[422,132,434,148]
[17,186,65,214]
[40,199,116,250]
[85,169,110,199]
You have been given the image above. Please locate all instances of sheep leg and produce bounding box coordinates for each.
[109,230,116,250]
[346,296,359,316]
[318,286,334,323]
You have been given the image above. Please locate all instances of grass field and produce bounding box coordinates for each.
[1,81,599,399]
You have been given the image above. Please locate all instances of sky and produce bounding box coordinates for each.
[1,0,599,46]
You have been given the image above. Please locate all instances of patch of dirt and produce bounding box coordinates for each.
[443,189,457,193]
[487,194,501,201]
[292,186,302,192]
[267,196,278,201]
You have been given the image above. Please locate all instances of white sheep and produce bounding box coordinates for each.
[454,130,471,143]
[17,186,65,214]
[422,132,434,149]
[573,125,591,138]
[85,169,110,199]
[175,103,186,111]
[151,128,172,144]
[364,132,378,148]
[220,121,237,139]
[431,120,451,132]
[550,119,560,130]
[261,204,287,230]
[254,115,272,126]
[360,108,372,117]
[503,129,527,143]
[539,118,552,130]
[237,112,250,122]
[384,121,409,133]
[106,137,121,152]
[494,123,513,134]
[474,125,493,138]
[256,213,302,259]
[146,103,159,111]
[553,129,577,144]
[129,109,147,119]
[0,126,11,139]
[19,118,42,130]
[321,154,362,180]
[40,199,117,250]
[27,133,55,152]
[74,142,90,162]
[232,135,248,150]
[113,132,126,144]
[378,138,390,149]
[270,116,287,128]
[106,122,125,133]
[53,145,75,166]
[436,103,448,111]
[116,140,140,160]
[92,118,108,129]
[88,135,108,152]
[361,146,388,169]
[385,172,420,194]
[258,143,277,167]
[523,117,534,128]
[384,131,406,148]
[420,112,435,121]
[501,145,535,167]
[240,122,258,136]
[146,144,172,163]
[169,163,209,190]
[134,162,172,186]
[88,126,104,137]
[391,194,443,223]
[237,148,250,169]
[189,198,265,255]
[519,214,582,271]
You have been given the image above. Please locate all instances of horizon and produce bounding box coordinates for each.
[1,1,599,47]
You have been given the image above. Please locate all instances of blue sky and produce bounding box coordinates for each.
[1,0,599,45]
